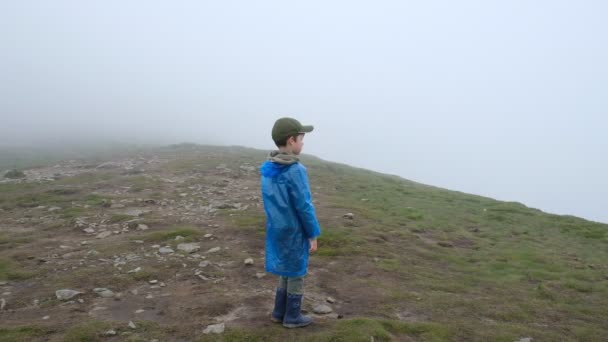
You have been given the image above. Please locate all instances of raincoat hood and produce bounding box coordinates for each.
[260,151,299,178]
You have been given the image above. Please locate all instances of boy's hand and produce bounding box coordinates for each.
[309,239,318,253]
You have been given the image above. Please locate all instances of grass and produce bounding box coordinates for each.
[0,326,52,341]
[142,226,202,243]
[63,320,113,342]
[0,258,34,281]
[108,214,135,223]
[198,319,453,342]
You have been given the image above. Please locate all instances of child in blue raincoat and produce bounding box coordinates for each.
[260,117,321,328]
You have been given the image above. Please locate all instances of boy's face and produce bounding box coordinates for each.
[288,134,305,155]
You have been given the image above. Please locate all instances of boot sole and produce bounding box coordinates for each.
[283,321,312,328]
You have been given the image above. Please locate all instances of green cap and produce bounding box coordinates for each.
[271,117,314,141]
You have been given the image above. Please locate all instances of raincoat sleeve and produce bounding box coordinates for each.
[287,164,321,240]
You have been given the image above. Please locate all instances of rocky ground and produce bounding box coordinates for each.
[0,147,381,341]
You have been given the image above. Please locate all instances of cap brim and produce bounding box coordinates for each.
[299,125,314,133]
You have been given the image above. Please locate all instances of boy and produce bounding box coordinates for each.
[259,117,321,328]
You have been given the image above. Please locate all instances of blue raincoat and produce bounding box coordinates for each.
[260,160,321,277]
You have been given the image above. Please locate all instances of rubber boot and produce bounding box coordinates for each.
[282,293,312,328]
[270,287,287,323]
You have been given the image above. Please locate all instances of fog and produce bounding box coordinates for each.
[1,1,606,223]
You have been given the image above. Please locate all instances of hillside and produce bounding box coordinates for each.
[1,144,607,341]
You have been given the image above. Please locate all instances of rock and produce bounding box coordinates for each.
[137,224,149,231]
[177,243,200,253]
[203,323,225,334]
[110,203,125,209]
[93,288,115,298]
[255,273,266,279]
[175,235,185,241]
[343,213,354,219]
[128,321,137,329]
[96,231,112,239]
[0,298,5,310]
[204,233,213,238]
[56,289,82,300]
[438,241,454,248]
[0,281,7,286]
[199,261,210,267]
[48,206,62,212]
[43,315,50,320]
[206,247,221,254]
[159,247,175,254]
[83,228,95,234]
[149,280,158,284]
[313,304,333,314]
[244,258,254,266]
[326,297,336,304]
[515,338,533,342]
[160,282,166,287]
[135,309,145,314]
[104,329,117,336]
[127,267,142,273]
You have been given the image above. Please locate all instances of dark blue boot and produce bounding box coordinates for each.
[282,293,312,328]
[270,287,287,322]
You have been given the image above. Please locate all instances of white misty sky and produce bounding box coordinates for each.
[1,1,606,223]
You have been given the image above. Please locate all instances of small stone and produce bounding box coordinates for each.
[135,309,145,314]
[96,231,112,239]
[149,280,158,284]
[177,243,200,254]
[56,289,82,300]
[137,224,149,231]
[48,206,62,212]
[128,321,137,329]
[128,267,142,273]
[134,240,144,244]
[42,315,50,320]
[104,329,117,336]
[175,235,185,241]
[204,234,213,238]
[0,298,5,310]
[343,213,354,219]
[206,247,221,254]
[83,228,95,234]
[326,297,336,304]
[78,299,84,303]
[244,258,254,266]
[515,338,533,342]
[151,244,160,248]
[255,273,266,279]
[313,304,333,314]
[146,294,154,299]
[202,323,225,334]
[0,281,7,286]
[93,288,115,298]
[199,261,210,267]
[159,247,174,254]
[159,282,166,287]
